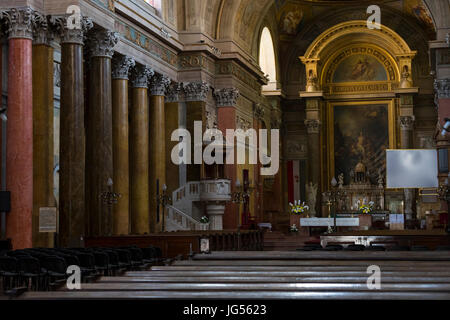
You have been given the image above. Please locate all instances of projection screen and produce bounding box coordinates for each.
[386,149,438,188]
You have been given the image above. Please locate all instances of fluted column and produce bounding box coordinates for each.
[183,82,210,182]
[111,55,135,235]
[149,74,170,233]
[52,15,93,247]
[215,88,240,229]
[85,30,118,237]
[304,116,321,217]
[130,65,154,234]
[32,17,54,247]
[165,83,182,202]
[1,8,40,249]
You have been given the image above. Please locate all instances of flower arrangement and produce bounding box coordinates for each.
[200,216,209,224]
[358,200,375,214]
[290,224,299,233]
[289,200,309,215]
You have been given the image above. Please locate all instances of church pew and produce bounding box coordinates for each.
[17,290,450,300]
[57,282,450,291]
[96,276,450,283]
[149,265,450,272]
[123,270,450,277]
[190,251,450,261]
[172,259,450,266]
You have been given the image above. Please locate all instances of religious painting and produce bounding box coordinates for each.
[330,102,395,186]
[332,54,388,83]
[277,4,312,36]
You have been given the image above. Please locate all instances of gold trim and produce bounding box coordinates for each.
[326,100,396,189]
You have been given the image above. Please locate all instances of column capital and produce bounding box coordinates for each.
[271,118,282,130]
[50,15,93,45]
[0,7,43,40]
[86,30,119,58]
[304,119,321,134]
[149,74,171,96]
[253,103,265,121]
[165,83,182,103]
[434,79,450,99]
[112,55,135,80]
[214,88,240,107]
[400,115,415,131]
[183,81,210,102]
[130,64,154,88]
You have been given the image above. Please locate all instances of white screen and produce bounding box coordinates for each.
[386,149,438,188]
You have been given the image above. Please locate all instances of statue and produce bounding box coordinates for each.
[306,182,318,217]
[338,173,344,189]
[377,168,384,188]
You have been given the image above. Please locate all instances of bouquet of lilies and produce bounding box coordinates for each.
[289,200,309,215]
[358,200,375,214]
[200,216,209,224]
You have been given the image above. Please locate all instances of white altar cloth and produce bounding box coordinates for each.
[299,217,359,227]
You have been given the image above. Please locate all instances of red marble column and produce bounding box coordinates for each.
[4,8,34,249]
[215,88,240,229]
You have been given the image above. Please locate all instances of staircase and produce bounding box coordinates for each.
[263,231,320,251]
[165,205,208,231]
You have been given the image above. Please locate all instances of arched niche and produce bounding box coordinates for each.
[299,20,417,93]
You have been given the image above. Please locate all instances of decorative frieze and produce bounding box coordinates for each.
[86,30,119,58]
[434,79,450,99]
[183,82,210,102]
[0,7,42,40]
[214,88,240,107]
[304,119,321,134]
[130,65,154,89]
[166,83,182,103]
[149,74,171,96]
[50,15,93,45]
[399,115,415,131]
[112,55,135,80]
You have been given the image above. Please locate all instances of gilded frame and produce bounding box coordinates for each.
[326,100,396,187]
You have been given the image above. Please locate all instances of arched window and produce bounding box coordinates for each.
[259,27,277,91]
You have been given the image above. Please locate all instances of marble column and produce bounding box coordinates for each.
[130,65,153,234]
[215,88,240,229]
[252,103,265,223]
[52,15,93,247]
[111,55,135,235]
[304,118,321,217]
[32,21,54,247]
[85,30,118,237]
[399,94,415,220]
[1,8,36,249]
[148,74,170,233]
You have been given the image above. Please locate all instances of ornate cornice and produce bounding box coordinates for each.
[183,82,210,102]
[0,7,42,40]
[253,103,265,121]
[434,79,450,99]
[304,119,321,134]
[400,115,415,131]
[130,64,154,89]
[214,88,240,107]
[86,30,119,58]
[112,55,135,80]
[50,15,93,45]
[149,74,171,96]
[166,83,182,103]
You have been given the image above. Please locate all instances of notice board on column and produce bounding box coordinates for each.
[39,207,57,233]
